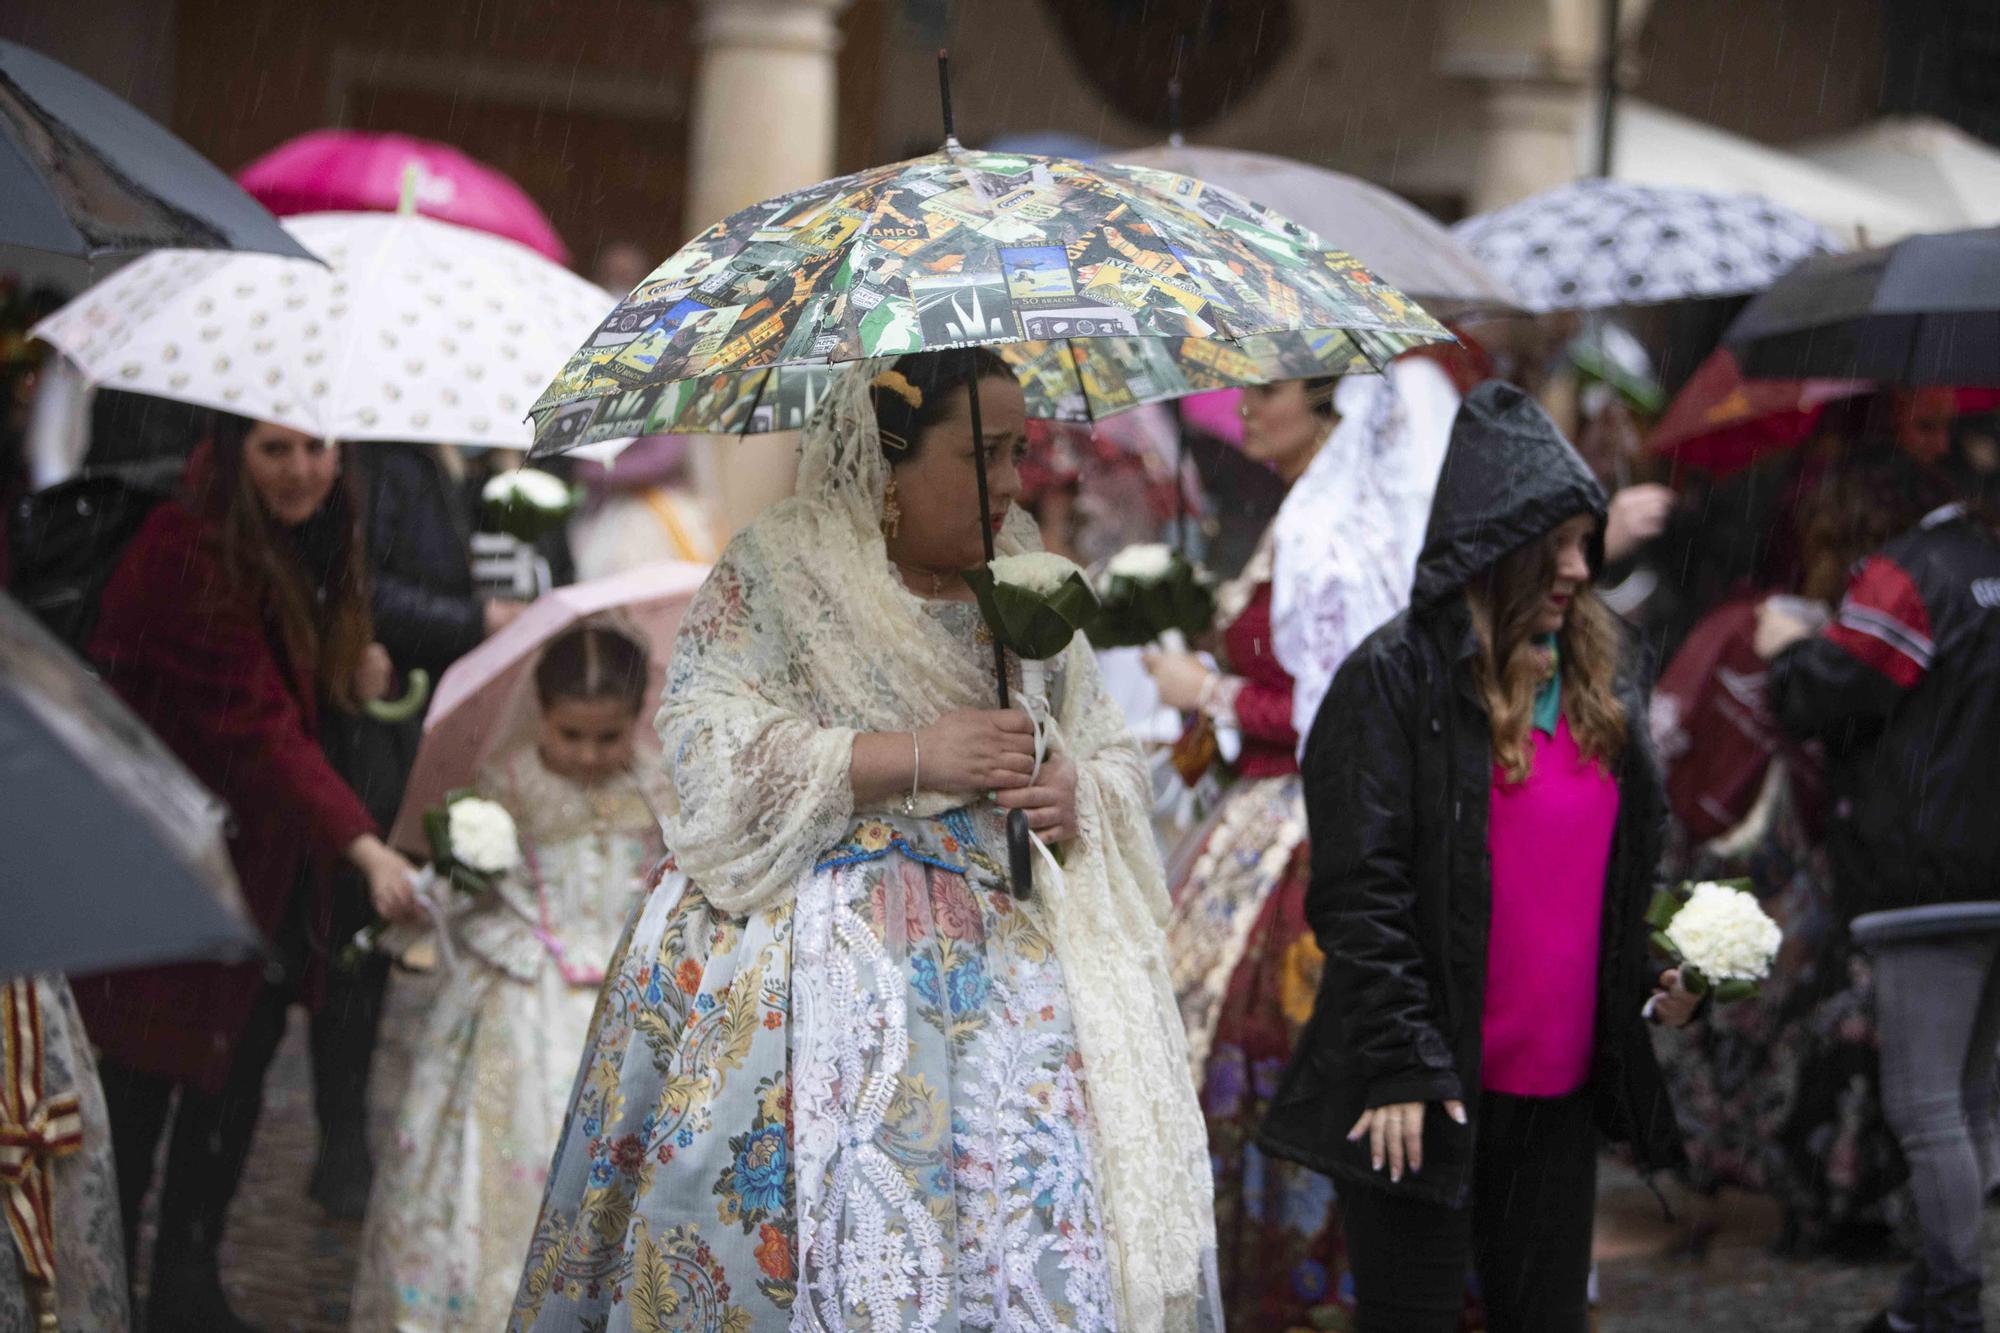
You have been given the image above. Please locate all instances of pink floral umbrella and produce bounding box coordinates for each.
[237,128,569,264]
[388,562,708,855]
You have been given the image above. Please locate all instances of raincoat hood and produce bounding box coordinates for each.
[1409,379,1608,610]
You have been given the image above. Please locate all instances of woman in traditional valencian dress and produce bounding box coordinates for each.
[510,351,1218,1333]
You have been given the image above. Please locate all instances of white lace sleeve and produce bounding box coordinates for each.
[1049,635,1220,1327]
[655,530,857,916]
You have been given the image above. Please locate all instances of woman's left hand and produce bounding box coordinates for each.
[997,753,1079,844]
[1143,649,1213,713]
[354,642,394,705]
[1650,968,1702,1028]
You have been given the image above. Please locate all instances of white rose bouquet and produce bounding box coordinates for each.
[427,791,523,892]
[1089,542,1216,650]
[1645,878,1783,1002]
[344,792,523,969]
[482,467,578,543]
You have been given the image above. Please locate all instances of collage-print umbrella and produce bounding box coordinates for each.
[520,79,1450,888]
[1454,179,1837,313]
[526,143,1448,451]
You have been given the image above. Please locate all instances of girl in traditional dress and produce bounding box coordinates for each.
[352,625,666,1332]
[510,351,1217,1333]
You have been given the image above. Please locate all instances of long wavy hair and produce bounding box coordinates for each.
[192,414,373,712]
[1467,526,1628,785]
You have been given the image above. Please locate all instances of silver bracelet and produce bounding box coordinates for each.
[902,731,920,816]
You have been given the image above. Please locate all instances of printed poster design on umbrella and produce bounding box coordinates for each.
[532,148,1451,445]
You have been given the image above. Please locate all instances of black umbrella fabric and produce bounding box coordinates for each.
[1727,227,2000,384]
[0,593,257,981]
[0,39,314,268]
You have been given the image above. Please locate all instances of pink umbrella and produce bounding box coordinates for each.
[388,562,709,855]
[237,129,570,264]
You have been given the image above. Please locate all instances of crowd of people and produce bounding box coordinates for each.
[4,225,2000,1333]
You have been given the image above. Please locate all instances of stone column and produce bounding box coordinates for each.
[684,0,852,538]
[1438,0,1654,214]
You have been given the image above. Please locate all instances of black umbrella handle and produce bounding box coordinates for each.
[965,353,1032,899]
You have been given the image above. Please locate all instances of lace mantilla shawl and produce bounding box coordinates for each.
[654,361,1217,1332]
[1272,356,1459,747]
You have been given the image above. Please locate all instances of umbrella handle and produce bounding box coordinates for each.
[966,351,1033,900]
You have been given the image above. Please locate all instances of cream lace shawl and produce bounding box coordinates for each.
[654,362,1217,1332]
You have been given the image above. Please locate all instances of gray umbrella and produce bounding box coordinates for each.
[0,593,257,982]
[1108,143,1520,318]
[1726,226,2000,384]
[0,39,315,271]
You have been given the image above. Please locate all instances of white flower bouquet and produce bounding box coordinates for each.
[1645,878,1783,1002]
[344,792,523,969]
[1089,542,1215,649]
[426,791,523,893]
[963,552,1101,663]
[481,467,578,543]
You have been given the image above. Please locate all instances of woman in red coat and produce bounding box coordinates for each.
[75,414,419,1333]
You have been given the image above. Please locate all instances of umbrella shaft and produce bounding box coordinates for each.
[967,368,1009,710]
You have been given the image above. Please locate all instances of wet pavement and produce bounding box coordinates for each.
[190,970,1978,1332]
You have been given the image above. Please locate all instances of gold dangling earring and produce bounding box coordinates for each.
[881,476,902,539]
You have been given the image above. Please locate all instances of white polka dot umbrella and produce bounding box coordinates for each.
[31,211,617,448]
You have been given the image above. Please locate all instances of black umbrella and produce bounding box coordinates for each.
[0,593,258,982]
[0,39,315,270]
[1727,226,2000,384]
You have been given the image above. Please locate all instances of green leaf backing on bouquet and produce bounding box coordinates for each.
[1090,558,1215,648]
[963,566,1101,661]
[485,488,580,544]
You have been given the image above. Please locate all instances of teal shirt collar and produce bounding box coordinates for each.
[1532,634,1562,736]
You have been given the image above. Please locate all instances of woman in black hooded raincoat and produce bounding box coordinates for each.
[1259,380,1695,1332]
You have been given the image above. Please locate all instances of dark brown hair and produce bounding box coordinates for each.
[872,348,1016,463]
[1467,524,1628,784]
[194,414,373,712]
[534,624,650,715]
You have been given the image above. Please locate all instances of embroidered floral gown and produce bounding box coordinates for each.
[350,749,664,1332]
[510,591,1130,1332]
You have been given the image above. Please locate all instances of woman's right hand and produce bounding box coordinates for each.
[916,709,1038,794]
[346,834,422,923]
[1348,1098,1467,1184]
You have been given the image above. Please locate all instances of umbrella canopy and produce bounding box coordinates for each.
[32,210,616,449]
[1454,178,1837,313]
[1108,144,1519,317]
[527,144,1449,452]
[1725,227,2000,384]
[0,592,255,981]
[1649,347,1867,477]
[238,128,570,264]
[1800,116,2000,230]
[388,562,708,855]
[0,39,313,269]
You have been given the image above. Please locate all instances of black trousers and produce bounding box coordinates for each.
[97,979,293,1273]
[308,865,389,1153]
[1340,1088,1598,1333]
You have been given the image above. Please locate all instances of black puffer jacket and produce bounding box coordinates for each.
[1258,381,1683,1207]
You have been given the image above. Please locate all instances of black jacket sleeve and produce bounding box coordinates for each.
[1768,636,1905,747]
[361,448,486,677]
[1303,644,1463,1108]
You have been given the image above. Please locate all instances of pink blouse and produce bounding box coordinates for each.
[1480,718,1620,1097]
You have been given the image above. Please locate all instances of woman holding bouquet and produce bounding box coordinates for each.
[75,414,421,1333]
[510,352,1217,1332]
[1259,381,1698,1333]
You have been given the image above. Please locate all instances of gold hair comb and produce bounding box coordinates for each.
[870,369,924,410]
